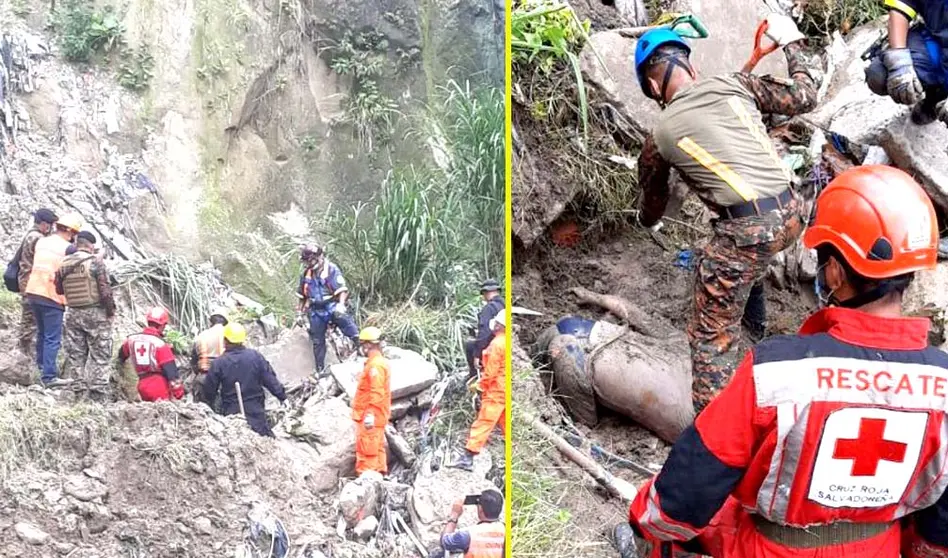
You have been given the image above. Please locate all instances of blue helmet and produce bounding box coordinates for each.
[634,28,691,99]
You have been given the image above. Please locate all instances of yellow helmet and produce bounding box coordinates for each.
[358,326,382,343]
[223,322,247,344]
[57,212,84,233]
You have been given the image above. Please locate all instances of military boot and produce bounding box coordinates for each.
[611,523,637,558]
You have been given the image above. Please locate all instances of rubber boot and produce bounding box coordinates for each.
[612,523,638,558]
[448,449,475,472]
[742,282,766,344]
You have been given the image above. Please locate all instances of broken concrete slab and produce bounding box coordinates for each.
[330,347,438,402]
[409,452,496,548]
[257,327,316,387]
[881,120,948,214]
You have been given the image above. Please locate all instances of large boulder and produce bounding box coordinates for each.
[282,396,357,491]
[329,347,437,402]
[881,119,948,215]
[409,452,497,549]
[256,328,317,387]
[579,0,787,134]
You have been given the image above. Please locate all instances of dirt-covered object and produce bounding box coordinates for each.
[281,395,357,491]
[537,288,693,443]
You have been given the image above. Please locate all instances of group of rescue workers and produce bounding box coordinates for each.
[614,1,948,557]
[8,223,507,555]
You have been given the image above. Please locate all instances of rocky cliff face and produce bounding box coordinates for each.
[0,0,501,287]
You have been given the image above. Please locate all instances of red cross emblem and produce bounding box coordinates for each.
[833,417,908,476]
[136,344,148,357]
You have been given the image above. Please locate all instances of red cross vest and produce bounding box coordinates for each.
[743,310,948,527]
[464,521,504,558]
[126,333,168,377]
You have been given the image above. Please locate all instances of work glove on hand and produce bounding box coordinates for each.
[363,413,375,430]
[883,48,925,105]
[764,13,805,47]
[170,381,185,400]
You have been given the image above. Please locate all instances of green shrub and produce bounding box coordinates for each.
[117,45,156,91]
[53,0,125,62]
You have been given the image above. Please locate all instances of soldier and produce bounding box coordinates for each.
[56,231,115,390]
[632,16,822,413]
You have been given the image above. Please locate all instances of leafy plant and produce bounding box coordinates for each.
[512,0,591,141]
[300,135,319,152]
[797,0,886,37]
[328,30,401,150]
[53,0,125,62]
[118,45,156,91]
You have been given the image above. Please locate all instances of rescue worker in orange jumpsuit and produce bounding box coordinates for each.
[351,326,392,475]
[439,488,506,558]
[190,308,228,404]
[451,309,506,471]
[117,307,185,402]
[620,165,948,558]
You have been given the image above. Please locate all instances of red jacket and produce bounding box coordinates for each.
[629,307,948,557]
[119,327,183,401]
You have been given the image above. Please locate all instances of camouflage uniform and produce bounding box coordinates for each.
[637,41,822,414]
[16,228,44,357]
[57,253,116,387]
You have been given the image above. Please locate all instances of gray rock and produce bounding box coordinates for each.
[339,471,383,528]
[283,396,356,491]
[352,515,379,541]
[881,120,948,214]
[193,515,214,536]
[409,452,496,547]
[63,475,108,502]
[15,522,49,545]
[330,346,437,401]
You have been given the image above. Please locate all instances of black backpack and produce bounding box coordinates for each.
[3,245,22,293]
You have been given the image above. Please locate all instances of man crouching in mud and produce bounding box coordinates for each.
[632,13,821,415]
[616,166,948,558]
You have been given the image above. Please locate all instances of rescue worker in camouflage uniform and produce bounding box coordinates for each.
[633,15,822,414]
[56,231,115,388]
[15,208,58,357]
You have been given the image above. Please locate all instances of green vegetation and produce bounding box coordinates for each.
[512,0,591,141]
[798,0,887,37]
[328,30,401,151]
[321,79,504,371]
[51,0,155,91]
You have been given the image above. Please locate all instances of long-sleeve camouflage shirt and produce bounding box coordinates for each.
[17,227,45,292]
[637,41,823,227]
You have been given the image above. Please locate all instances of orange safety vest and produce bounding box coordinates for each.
[351,350,392,423]
[194,324,226,373]
[464,521,505,558]
[25,234,71,305]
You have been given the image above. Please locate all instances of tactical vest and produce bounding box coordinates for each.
[60,252,100,308]
[464,521,505,558]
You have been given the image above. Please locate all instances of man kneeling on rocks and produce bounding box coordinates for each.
[436,488,505,558]
[118,306,185,402]
[203,322,288,437]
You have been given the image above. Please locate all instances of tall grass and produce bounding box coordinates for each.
[320,79,504,371]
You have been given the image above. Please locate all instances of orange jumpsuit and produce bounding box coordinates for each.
[465,331,507,453]
[351,349,392,475]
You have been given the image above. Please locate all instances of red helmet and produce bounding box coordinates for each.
[145,306,170,327]
[803,165,938,279]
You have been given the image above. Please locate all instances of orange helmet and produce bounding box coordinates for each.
[803,165,938,279]
[145,306,170,327]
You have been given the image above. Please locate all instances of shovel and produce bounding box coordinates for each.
[617,14,710,40]
[741,18,780,73]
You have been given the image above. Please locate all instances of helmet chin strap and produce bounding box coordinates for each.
[652,58,691,106]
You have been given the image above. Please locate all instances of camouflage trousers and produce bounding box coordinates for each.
[689,194,805,414]
[62,306,114,385]
[19,296,37,358]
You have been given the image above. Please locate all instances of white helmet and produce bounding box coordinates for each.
[489,309,506,331]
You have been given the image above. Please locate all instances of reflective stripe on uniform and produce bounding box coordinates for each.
[727,96,791,182]
[196,325,226,372]
[885,0,917,19]
[463,521,505,558]
[676,137,758,202]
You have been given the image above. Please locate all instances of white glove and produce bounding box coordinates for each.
[336,301,347,315]
[764,13,805,47]
[363,413,375,429]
